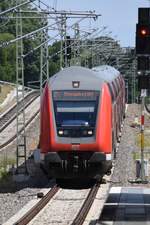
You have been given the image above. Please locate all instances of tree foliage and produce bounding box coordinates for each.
[0,1,60,85]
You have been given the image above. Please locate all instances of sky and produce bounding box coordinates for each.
[45,0,150,47]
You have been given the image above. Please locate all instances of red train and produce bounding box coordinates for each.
[40,65,125,179]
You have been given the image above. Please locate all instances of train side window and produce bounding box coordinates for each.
[108,83,115,102]
[115,78,120,94]
[116,78,120,92]
[118,76,122,87]
[112,82,118,98]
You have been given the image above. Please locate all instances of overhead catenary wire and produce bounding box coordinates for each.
[32,0,53,10]
[26,25,100,68]
[0,0,36,16]
[17,9,100,18]
[0,20,59,48]
[48,31,97,61]
[23,18,98,58]
[0,10,99,49]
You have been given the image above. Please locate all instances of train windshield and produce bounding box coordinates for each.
[55,101,96,127]
[53,91,99,137]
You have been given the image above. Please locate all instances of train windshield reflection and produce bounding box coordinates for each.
[54,101,98,128]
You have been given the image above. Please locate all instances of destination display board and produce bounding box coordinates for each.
[53,90,99,101]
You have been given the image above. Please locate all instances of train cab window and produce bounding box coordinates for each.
[53,90,99,138]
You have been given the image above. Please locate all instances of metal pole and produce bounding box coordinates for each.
[133,63,136,103]
[72,23,80,66]
[60,15,64,69]
[91,39,94,67]
[64,15,67,67]
[40,12,49,97]
[16,0,27,174]
[76,23,80,65]
[141,95,145,181]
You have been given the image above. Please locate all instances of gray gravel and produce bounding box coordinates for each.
[0,115,50,225]
[0,170,48,224]
[0,115,40,164]
[0,163,49,224]
[0,97,40,148]
[0,104,149,224]
[28,188,90,225]
[111,103,150,187]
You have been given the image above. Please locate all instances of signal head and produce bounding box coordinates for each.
[140,28,147,35]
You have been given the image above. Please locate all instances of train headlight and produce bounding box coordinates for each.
[88,130,93,135]
[58,130,64,135]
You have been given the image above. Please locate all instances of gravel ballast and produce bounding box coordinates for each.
[111,103,150,187]
[0,114,50,225]
[0,104,150,224]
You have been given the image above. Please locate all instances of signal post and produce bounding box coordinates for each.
[136,8,150,183]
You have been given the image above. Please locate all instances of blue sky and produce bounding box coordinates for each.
[45,0,150,47]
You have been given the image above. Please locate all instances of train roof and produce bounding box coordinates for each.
[49,66,105,91]
[92,65,120,82]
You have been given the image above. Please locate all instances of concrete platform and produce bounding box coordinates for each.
[97,187,150,225]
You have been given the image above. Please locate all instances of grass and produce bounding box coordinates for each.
[0,168,9,179]
[0,84,13,104]
[0,156,16,179]
[0,156,16,167]
[133,130,150,161]
[135,132,150,148]
[132,152,150,160]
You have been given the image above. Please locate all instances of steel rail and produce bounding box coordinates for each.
[0,91,39,133]
[0,109,39,150]
[71,182,100,225]
[144,100,150,114]
[145,104,150,114]
[14,185,60,225]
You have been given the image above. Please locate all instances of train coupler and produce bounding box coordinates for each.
[73,155,79,172]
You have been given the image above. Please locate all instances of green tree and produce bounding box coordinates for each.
[0,1,41,84]
[0,33,16,81]
[49,41,61,75]
[0,1,61,84]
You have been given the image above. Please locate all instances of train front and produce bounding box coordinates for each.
[40,66,112,179]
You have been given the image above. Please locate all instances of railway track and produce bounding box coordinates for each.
[11,180,104,225]
[0,90,39,133]
[14,185,60,225]
[0,109,39,150]
[0,91,40,150]
[71,181,101,225]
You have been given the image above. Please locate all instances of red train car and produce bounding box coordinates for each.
[40,65,125,179]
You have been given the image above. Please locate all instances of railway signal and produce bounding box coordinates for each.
[63,35,72,62]
[136,24,150,54]
[136,8,150,55]
[136,8,150,90]
[66,36,71,59]
[135,8,150,184]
